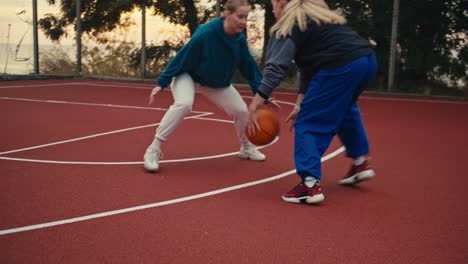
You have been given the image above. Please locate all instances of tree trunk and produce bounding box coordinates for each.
[182,0,198,35]
[261,3,274,67]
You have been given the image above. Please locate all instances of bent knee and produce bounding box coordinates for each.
[172,100,193,113]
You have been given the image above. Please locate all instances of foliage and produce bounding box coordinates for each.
[82,42,141,77]
[328,0,467,90]
[39,0,467,94]
[129,41,185,78]
[39,0,149,42]
[40,42,141,77]
[152,0,217,35]
[249,0,275,66]
[39,45,76,74]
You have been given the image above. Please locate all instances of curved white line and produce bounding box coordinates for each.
[0,146,345,236]
[0,137,279,165]
[0,96,209,114]
[0,113,213,156]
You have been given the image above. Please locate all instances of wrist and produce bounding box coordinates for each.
[249,104,260,112]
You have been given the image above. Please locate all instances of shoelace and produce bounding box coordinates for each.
[291,183,306,192]
[147,149,164,160]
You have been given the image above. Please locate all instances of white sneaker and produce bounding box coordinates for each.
[144,148,161,172]
[239,146,266,161]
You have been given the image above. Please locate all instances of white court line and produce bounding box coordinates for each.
[0,146,345,236]
[237,88,468,105]
[0,96,210,114]
[0,81,152,90]
[0,82,82,89]
[0,137,277,165]
[0,112,213,156]
[80,82,153,90]
[0,96,291,163]
[359,96,468,105]
[2,81,467,105]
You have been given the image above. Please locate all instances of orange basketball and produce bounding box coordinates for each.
[246,108,280,146]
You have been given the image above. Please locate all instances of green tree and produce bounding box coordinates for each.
[328,0,467,92]
[39,0,215,42]
[248,0,274,66]
[154,0,218,35]
[39,0,151,42]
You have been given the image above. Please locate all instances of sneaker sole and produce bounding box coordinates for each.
[238,153,266,161]
[339,169,375,185]
[281,196,307,203]
[144,165,159,172]
[281,194,324,204]
[306,193,325,204]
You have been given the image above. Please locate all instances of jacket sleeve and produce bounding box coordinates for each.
[238,37,263,95]
[156,34,203,89]
[257,35,296,99]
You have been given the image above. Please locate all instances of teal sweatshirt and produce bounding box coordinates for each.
[156,18,262,94]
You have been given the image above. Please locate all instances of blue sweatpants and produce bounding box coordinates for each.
[294,54,377,180]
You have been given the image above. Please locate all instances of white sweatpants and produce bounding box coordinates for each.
[155,73,251,147]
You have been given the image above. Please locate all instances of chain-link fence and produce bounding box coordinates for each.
[1,0,466,98]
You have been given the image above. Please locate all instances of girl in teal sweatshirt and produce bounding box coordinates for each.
[144,0,269,172]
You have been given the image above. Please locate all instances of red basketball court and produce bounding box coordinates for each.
[1,80,467,263]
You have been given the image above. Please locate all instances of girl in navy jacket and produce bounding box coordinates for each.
[248,0,377,204]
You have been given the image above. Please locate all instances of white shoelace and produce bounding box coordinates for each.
[147,149,164,160]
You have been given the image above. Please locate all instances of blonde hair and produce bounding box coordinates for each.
[270,0,346,38]
[222,0,251,17]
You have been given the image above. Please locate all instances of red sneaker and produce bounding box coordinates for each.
[339,160,375,185]
[282,181,324,204]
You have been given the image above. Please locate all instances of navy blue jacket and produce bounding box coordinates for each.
[258,20,374,98]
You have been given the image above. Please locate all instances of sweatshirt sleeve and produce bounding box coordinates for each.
[257,36,296,99]
[156,34,203,89]
[238,37,263,95]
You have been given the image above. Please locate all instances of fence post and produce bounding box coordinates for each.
[76,0,82,75]
[141,1,146,79]
[32,0,39,74]
[387,0,400,92]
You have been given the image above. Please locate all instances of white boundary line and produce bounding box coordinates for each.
[1,81,466,105]
[237,88,468,105]
[0,96,207,114]
[80,82,152,90]
[0,96,291,164]
[359,96,468,105]
[0,112,213,156]
[0,137,278,165]
[0,146,345,236]
[0,82,82,89]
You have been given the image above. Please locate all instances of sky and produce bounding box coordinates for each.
[0,0,190,48]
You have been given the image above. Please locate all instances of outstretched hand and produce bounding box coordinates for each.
[265,97,281,111]
[285,106,300,132]
[148,86,162,105]
[246,94,264,136]
[246,108,261,137]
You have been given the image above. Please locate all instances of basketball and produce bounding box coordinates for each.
[246,108,280,146]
